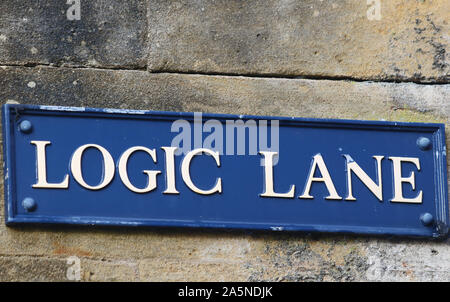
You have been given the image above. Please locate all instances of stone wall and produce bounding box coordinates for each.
[0,0,449,281]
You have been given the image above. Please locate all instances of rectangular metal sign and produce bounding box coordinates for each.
[2,104,449,238]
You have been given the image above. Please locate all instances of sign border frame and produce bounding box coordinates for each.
[2,104,448,238]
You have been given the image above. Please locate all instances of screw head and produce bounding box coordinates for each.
[420,213,434,226]
[19,120,32,133]
[22,197,37,212]
[417,137,432,150]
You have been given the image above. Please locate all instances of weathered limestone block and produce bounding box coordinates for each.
[1,66,448,120]
[148,0,449,82]
[81,258,139,281]
[0,256,67,281]
[364,239,450,281]
[139,259,250,281]
[246,235,370,281]
[0,66,449,281]
[0,0,147,68]
[247,234,450,281]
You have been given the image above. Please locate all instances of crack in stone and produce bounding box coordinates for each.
[1,63,449,85]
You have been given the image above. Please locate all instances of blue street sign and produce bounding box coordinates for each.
[2,104,449,238]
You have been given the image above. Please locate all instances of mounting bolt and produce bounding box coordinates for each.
[417,137,432,150]
[19,120,32,133]
[22,197,37,212]
[420,213,434,226]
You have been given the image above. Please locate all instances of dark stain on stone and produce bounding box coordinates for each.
[426,14,441,33]
[0,0,147,68]
[428,40,447,71]
[414,27,426,34]
[246,234,370,282]
[409,13,448,81]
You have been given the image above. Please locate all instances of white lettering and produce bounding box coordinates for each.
[181,148,222,195]
[300,154,342,200]
[259,151,295,198]
[345,155,384,201]
[389,157,423,203]
[31,140,69,189]
[118,146,160,193]
[70,144,115,190]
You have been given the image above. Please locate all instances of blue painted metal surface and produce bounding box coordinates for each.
[2,104,449,238]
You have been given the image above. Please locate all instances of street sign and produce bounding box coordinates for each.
[2,104,448,238]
